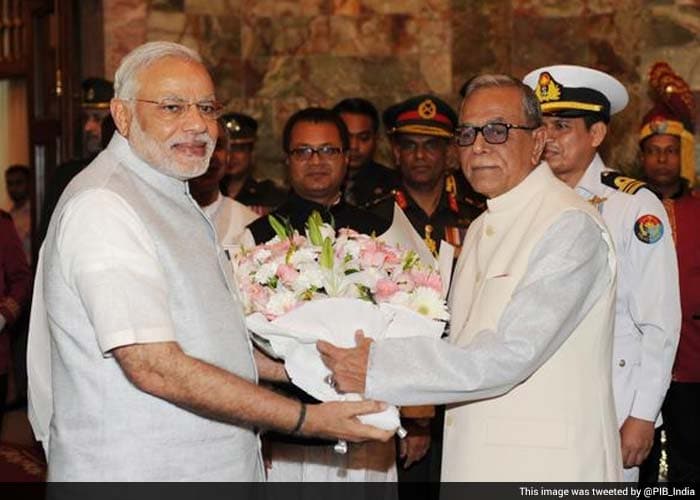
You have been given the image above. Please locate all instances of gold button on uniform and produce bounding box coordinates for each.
[485,226,495,236]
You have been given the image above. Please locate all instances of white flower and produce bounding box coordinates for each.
[292,266,325,292]
[343,239,361,260]
[344,268,383,291]
[254,261,279,284]
[409,287,450,320]
[266,289,298,317]
[388,291,411,307]
[290,247,317,266]
[319,223,335,241]
[252,248,272,264]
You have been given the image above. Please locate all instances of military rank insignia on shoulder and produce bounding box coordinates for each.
[601,171,647,195]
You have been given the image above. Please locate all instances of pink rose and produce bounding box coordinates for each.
[383,247,402,265]
[360,241,389,268]
[375,278,400,301]
[410,269,442,293]
[339,228,360,239]
[276,264,299,285]
[243,282,270,311]
[267,239,291,258]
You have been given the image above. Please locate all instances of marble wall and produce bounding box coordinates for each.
[102,0,700,181]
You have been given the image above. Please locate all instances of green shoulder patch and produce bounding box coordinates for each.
[601,171,647,195]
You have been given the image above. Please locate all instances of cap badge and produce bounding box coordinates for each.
[226,119,242,132]
[418,99,437,120]
[650,119,668,134]
[535,72,562,103]
[86,88,95,101]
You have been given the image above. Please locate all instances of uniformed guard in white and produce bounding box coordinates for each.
[524,64,682,481]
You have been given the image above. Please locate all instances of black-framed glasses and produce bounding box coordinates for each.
[454,122,538,147]
[132,98,223,121]
[289,145,345,162]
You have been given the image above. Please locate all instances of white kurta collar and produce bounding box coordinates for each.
[107,133,189,197]
[202,192,223,219]
[486,162,555,214]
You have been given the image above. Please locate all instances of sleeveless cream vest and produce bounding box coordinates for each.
[443,164,622,481]
[41,134,263,480]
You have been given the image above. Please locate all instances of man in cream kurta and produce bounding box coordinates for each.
[319,75,623,481]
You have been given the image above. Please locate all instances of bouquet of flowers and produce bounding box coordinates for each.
[234,211,450,436]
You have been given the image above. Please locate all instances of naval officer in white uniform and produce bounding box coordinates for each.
[524,65,681,481]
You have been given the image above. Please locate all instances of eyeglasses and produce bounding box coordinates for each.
[132,98,223,121]
[289,145,345,162]
[454,122,538,147]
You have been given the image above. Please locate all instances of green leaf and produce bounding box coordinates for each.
[306,211,324,246]
[320,236,334,270]
[402,250,419,271]
[285,245,296,265]
[268,214,289,239]
[355,284,376,304]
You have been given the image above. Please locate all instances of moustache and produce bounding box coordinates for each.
[168,133,215,152]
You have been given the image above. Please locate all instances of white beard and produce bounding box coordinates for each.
[128,116,214,180]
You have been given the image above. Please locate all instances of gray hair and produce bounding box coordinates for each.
[114,41,203,100]
[461,74,542,127]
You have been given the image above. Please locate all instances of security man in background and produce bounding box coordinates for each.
[41,78,116,240]
[638,62,700,483]
[524,65,681,482]
[366,95,484,258]
[365,95,484,493]
[219,112,287,215]
[332,97,399,207]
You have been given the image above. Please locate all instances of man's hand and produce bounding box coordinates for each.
[303,399,394,443]
[399,419,431,469]
[317,330,372,394]
[253,347,289,382]
[619,416,655,467]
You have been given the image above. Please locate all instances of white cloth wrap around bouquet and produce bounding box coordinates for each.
[247,297,446,431]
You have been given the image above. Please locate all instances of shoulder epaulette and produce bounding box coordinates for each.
[601,171,648,195]
[360,190,396,210]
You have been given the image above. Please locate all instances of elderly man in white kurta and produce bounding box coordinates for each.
[319,75,623,481]
[26,41,391,481]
